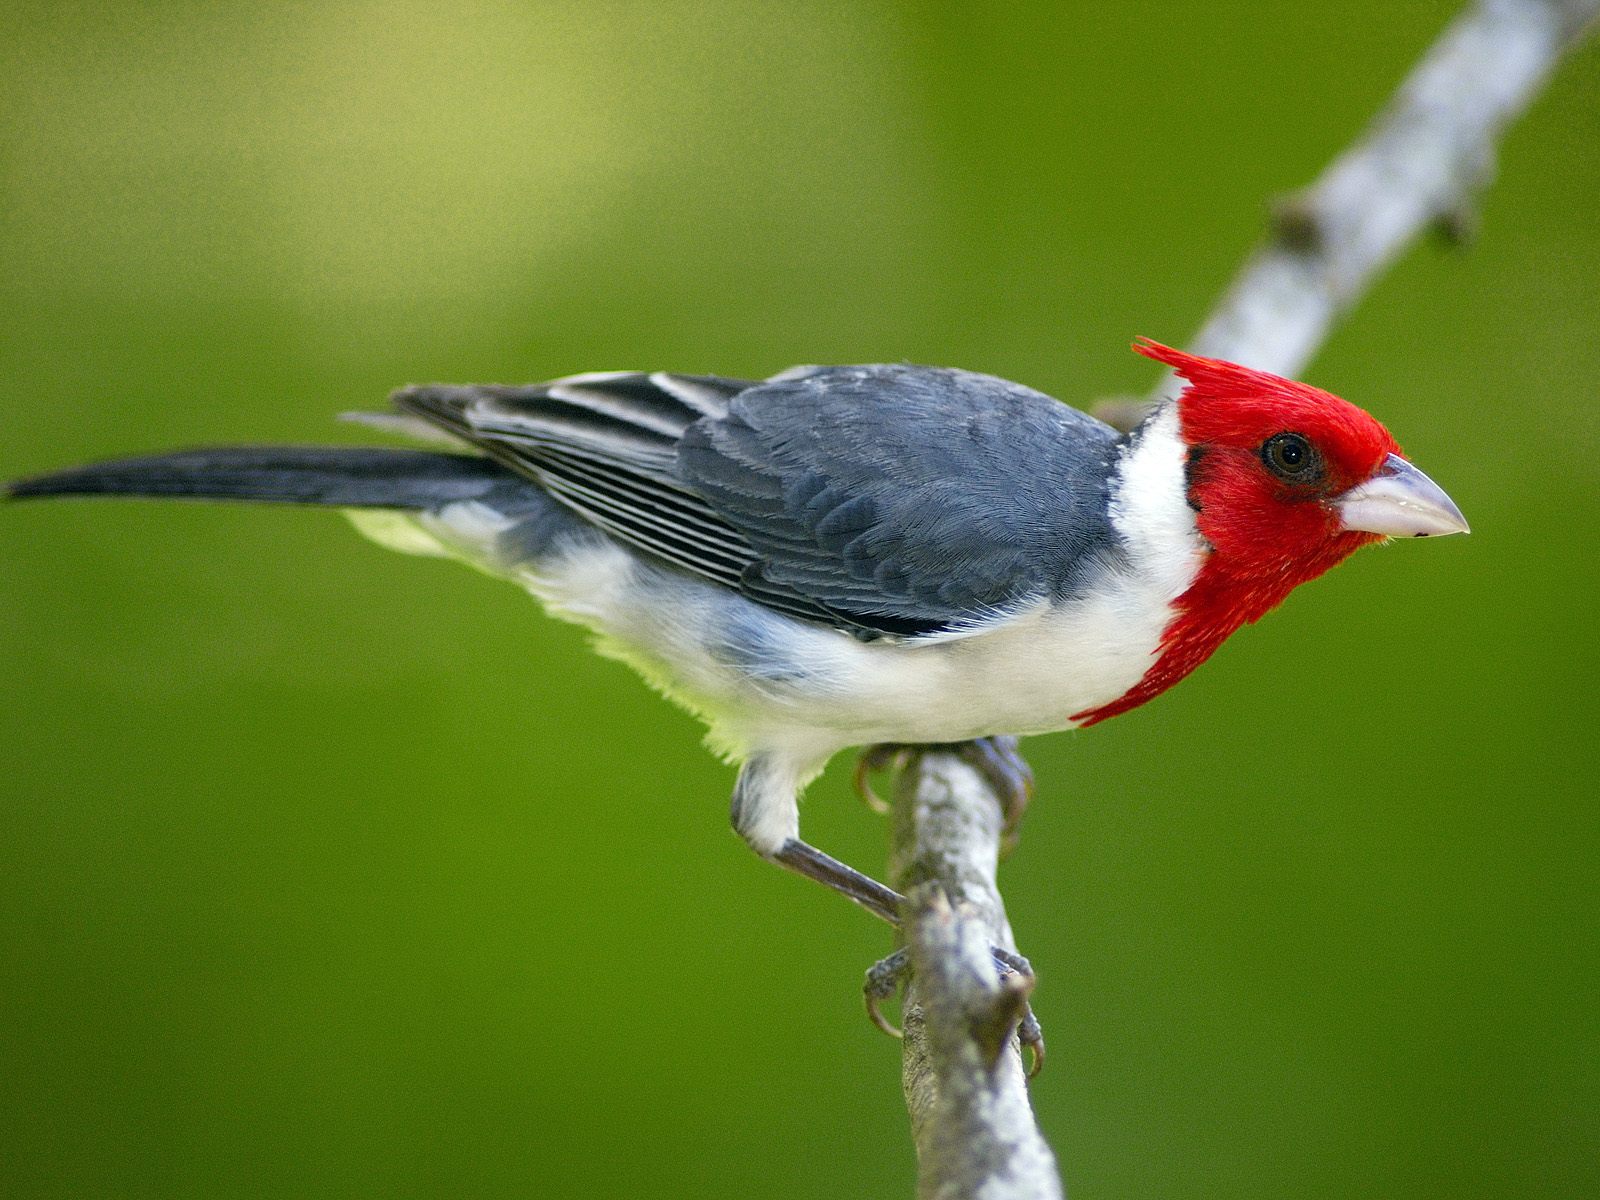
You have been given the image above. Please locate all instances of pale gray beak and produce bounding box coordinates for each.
[1337,453,1469,538]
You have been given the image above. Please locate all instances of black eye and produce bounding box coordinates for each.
[1261,432,1321,482]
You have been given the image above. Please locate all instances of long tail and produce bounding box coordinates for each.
[5,446,512,508]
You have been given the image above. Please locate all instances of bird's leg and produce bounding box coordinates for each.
[777,839,1044,1073]
[854,736,1035,853]
[734,760,1044,1071]
[732,762,910,927]
[770,838,903,926]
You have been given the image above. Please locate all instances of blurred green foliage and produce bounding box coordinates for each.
[2,2,1597,1196]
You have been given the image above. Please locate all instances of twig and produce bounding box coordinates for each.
[1154,0,1600,394]
[890,754,1062,1200]
[890,1,1598,1194]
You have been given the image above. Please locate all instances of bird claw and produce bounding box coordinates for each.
[853,744,909,814]
[854,738,1034,854]
[862,944,1046,1076]
[864,947,908,1037]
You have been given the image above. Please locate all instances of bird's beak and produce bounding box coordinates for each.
[1337,453,1470,538]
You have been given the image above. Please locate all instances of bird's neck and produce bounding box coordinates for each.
[1071,405,1362,726]
[1071,556,1281,725]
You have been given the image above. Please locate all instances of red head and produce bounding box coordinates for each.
[1074,338,1467,725]
[1139,337,1401,576]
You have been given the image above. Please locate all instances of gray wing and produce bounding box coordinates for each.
[393,365,1124,640]
[678,365,1125,636]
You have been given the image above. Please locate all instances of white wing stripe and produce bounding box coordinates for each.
[537,384,690,438]
[649,372,736,417]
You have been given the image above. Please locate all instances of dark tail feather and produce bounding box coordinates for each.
[5,446,512,509]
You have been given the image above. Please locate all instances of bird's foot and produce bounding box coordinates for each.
[863,944,1046,1076]
[854,737,1033,854]
[852,744,910,814]
[863,947,910,1037]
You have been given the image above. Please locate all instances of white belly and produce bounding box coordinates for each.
[504,533,1184,760]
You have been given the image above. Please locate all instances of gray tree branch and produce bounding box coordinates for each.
[890,754,1061,1200]
[888,2,1597,1196]
[1155,0,1599,392]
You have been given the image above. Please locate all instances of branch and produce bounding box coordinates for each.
[1179,0,1599,383]
[1094,0,1600,429]
[889,1,1598,1193]
[889,754,1062,1200]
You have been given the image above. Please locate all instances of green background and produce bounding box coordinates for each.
[3,2,1597,1196]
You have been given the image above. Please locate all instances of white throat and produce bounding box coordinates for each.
[1107,403,1207,605]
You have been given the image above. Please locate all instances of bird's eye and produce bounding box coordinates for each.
[1261,432,1321,482]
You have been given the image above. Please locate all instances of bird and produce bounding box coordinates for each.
[5,338,1467,1048]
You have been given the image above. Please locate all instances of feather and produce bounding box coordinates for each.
[391,365,1129,640]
